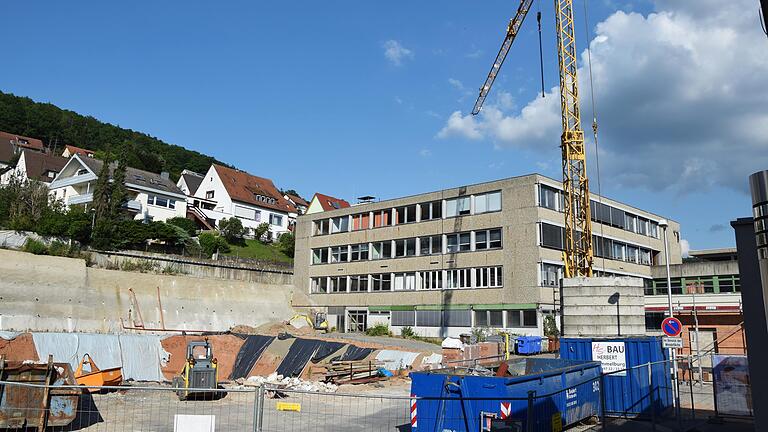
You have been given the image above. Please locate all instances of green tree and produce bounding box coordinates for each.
[198,232,230,257]
[276,232,295,257]
[218,217,246,243]
[543,314,560,338]
[92,153,128,249]
[252,222,270,242]
[166,217,197,236]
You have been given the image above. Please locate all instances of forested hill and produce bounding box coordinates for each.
[0,91,227,178]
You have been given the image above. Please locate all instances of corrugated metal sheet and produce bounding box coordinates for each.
[560,337,673,417]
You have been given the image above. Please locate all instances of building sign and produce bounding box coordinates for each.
[591,341,627,376]
[713,355,753,417]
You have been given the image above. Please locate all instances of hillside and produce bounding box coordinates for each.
[0,91,227,178]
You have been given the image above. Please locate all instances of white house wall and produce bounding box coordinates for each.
[132,191,186,222]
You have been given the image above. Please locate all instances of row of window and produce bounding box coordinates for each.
[540,262,646,287]
[646,275,741,295]
[147,194,176,209]
[310,266,503,294]
[313,191,502,236]
[539,222,656,265]
[387,308,537,328]
[311,229,503,264]
[538,184,660,238]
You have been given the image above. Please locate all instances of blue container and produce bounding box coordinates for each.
[410,358,601,432]
[515,336,542,355]
[559,337,672,417]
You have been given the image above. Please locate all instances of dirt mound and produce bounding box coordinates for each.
[237,320,317,337]
[161,334,245,381]
[0,333,38,362]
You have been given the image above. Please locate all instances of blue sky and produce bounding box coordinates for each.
[3,0,765,251]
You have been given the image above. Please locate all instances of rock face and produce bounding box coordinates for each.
[561,277,646,338]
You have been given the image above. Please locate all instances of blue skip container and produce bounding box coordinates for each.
[559,337,672,417]
[515,336,542,355]
[409,358,602,432]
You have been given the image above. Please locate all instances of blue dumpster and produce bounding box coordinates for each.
[515,336,542,355]
[560,337,672,417]
[410,358,602,432]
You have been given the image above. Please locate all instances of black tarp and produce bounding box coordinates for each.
[275,339,325,377]
[229,335,275,380]
[311,342,346,363]
[336,345,375,362]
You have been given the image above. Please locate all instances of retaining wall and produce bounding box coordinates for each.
[0,249,298,333]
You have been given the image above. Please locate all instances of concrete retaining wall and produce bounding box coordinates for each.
[561,276,646,337]
[0,249,297,333]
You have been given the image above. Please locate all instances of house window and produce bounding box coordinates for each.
[47,171,56,178]
[445,196,471,217]
[446,268,471,289]
[371,273,392,291]
[234,205,257,220]
[419,235,442,255]
[394,273,416,291]
[395,205,417,224]
[475,266,503,288]
[76,169,89,176]
[270,214,283,226]
[314,219,330,235]
[350,243,369,261]
[329,276,347,293]
[371,241,392,260]
[331,246,348,263]
[540,263,561,287]
[419,201,442,221]
[331,216,349,233]
[149,195,175,209]
[312,248,329,264]
[349,275,369,292]
[475,191,501,214]
[311,277,328,294]
[205,190,214,199]
[420,270,443,290]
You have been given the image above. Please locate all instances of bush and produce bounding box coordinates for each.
[199,232,230,257]
[48,240,70,257]
[218,217,246,243]
[120,259,157,273]
[400,326,415,339]
[276,232,295,257]
[22,238,49,255]
[365,324,392,337]
[543,314,560,338]
[166,217,197,236]
[252,222,270,242]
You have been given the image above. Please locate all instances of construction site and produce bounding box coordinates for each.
[1,0,766,431]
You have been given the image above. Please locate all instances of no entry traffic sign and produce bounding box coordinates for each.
[661,316,682,337]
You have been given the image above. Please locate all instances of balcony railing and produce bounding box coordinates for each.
[67,193,94,206]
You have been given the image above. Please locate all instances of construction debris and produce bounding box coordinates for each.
[323,360,386,385]
[238,372,338,393]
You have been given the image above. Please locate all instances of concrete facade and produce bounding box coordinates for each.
[561,277,646,337]
[294,174,682,337]
[0,249,297,333]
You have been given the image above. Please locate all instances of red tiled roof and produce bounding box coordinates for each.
[0,131,44,151]
[64,145,94,157]
[313,193,351,211]
[213,165,294,213]
[286,193,309,207]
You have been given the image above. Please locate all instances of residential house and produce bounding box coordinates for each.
[284,193,309,215]
[176,169,204,196]
[0,131,45,170]
[306,193,351,214]
[61,145,95,159]
[0,150,68,185]
[49,154,186,222]
[192,164,294,239]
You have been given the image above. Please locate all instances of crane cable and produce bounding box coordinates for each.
[581,0,605,270]
[537,0,545,98]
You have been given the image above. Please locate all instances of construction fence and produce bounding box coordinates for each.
[0,358,751,432]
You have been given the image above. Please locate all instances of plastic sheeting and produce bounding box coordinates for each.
[375,350,420,371]
[336,346,374,362]
[32,333,168,382]
[311,342,345,363]
[275,339,325,378]
[0,331,21,340]
[229,335,275,380]
[420,353,443,369]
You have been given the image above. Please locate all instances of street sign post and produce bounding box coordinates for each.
[661,317,683,337]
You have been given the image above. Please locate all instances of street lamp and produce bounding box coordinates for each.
[659,219,681,417]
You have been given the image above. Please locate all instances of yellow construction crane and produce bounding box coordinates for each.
[472,0,593,277]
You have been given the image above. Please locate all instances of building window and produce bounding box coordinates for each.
[645,312,665,331]
[349,275,369,292]
[235,205,257,220]
[612,242,625,261]
[446,268,471,289]
[446,232,471,253]
[314,219,330,235]
[475,266,503,288]
[311,277,328,293]
[640,249,652,265]
[420,270,443,290]
[507,310,537,327]
[371,241,392,260]
[350,244,369,261]
[331,216,349,233]
[329,276,347,293]
[392,310,415,326]
[539,185,560,211]
[638,217,648,235]
[419,201,442,221]
[446,196,471,217]
[523,310,537,327]
[475,191,501,214]
[394,238,417,257]
[474,310,503,327]
[444,310,472,327]
[626,245,639,263]
[395,204,417,224]
[541,263,561,287]
[540,223,564,250]
[394,272,416,291]
[625,214,637,233]
[205,190,214,199]
[148,195,175,209]
[649,221,659,238]
[416,310,442,327]
[475,228,502,250]
[373,210,391,227]
[270,214,283,226]
[312,248,329,264]
[352,213,370,231]
[419,235,442,255]
[331,246,348,263]
[371,273,392,291]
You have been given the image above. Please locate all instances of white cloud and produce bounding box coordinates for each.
[383,40,413,66]
[448,78,465,91]
[419,149,432,157]
[438,0,768,193]
[466,49,484,59]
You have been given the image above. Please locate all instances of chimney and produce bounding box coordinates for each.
[161,171,169,180]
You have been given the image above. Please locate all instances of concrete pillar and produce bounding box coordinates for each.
[561,276,645,337]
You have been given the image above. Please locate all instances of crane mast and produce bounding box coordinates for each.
[472,0,593,277]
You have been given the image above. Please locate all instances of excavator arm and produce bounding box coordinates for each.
[472,0,534,115]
